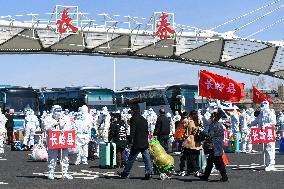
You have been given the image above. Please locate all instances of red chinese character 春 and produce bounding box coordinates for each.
[57,8,78,33]
[155,13,175,40]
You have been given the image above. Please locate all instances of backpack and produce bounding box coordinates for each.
[174,123,187,141]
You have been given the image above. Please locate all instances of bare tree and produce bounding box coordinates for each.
[251,75,266,89]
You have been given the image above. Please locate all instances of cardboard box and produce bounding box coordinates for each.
[14,130,24,141]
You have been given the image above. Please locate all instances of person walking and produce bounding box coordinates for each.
[153,108,171,151]
[182,110,203,176]
[199,110,228,182]
[119,104,153,180]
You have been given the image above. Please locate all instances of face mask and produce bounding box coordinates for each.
[53,112,61,120]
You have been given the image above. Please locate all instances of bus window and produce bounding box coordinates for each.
[86,91,114,105]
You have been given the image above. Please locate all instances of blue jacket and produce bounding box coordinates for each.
[209,122,224,156]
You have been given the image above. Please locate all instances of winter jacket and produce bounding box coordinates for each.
[129,113,149,149]
[182,120,202,150]
[154,114,170,137]
[209,121,224,156]
[108,120,127,148]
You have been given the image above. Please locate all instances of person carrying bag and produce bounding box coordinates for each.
[199,110,228,182]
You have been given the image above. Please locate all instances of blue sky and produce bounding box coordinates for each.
[0,0,283,90]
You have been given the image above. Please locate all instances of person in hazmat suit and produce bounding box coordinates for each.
[0,110,7,154]
[44,105,73,180]
[75,105,92,165]
[253,101,277,171]
[239,109,252,153]
[23,108,40,150]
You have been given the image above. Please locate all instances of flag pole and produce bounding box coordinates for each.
[61,148,64,179]
[263,142,266,167]
[198,70,205,111]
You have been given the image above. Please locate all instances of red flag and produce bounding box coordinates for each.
[198,70,246,102]
[252,86,273,104]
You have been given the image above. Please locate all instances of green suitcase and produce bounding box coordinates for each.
[99,142,117,168]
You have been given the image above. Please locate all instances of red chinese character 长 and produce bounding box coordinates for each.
[251,129,260,143]
[50,133,58,146]
[205,79,214,90]
[57,8,78,33]
[155,13,175,40]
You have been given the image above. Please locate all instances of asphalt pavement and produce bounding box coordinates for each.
[0,144,283,189]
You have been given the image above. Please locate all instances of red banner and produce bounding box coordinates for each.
[198,70,245,102]
[224,130,229,146]
[251,127,275,144]
[48,130,76,149]
[252,86,273,104]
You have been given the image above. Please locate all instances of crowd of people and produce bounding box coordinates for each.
[0,99,283,182]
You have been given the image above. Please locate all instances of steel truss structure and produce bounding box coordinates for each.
[0,5,283,79]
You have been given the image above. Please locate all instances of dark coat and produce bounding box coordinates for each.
[129,113,149,149]
[154,114,170,137]
[108,121,127,148]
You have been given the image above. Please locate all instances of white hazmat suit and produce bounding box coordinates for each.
[23,109,39,149]
[147,108,157,135]
[0,112,7,154]
[44,105,73,180]
[239,109,252,153]
[75,105,92,165]
[253,101,277,171]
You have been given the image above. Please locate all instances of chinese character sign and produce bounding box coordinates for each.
[198,70,246,102]
[155,13,175,40]
[56,8,78,34]
[265,127,275,143]
[251,127,275,144]
[48,130,76,149]
[224,130,229,146]
[251,128,262,144]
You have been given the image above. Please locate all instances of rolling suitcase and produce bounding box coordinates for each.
[88,141,98,160]
[99,142,117,168]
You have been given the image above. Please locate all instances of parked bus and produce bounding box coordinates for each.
[0,87,39,114]
[39,86,116,112]
[0,86,40,145]
[115,84,199,114]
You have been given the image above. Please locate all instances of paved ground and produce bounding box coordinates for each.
[0,144,283,189]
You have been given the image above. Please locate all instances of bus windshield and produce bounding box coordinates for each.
[5,92,38,113]
[140,90,166,106]
[165,85,198,113]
